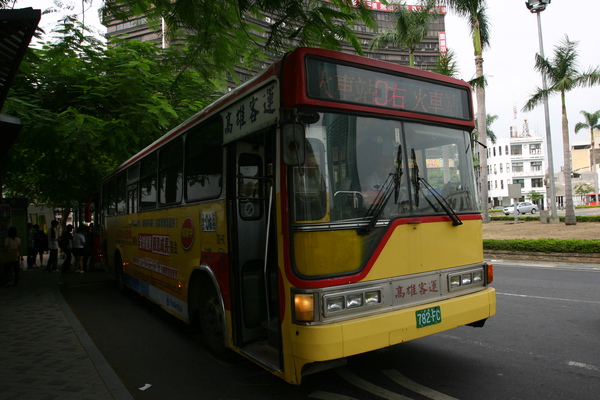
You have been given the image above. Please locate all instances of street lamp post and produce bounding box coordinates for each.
[525,0,558,223]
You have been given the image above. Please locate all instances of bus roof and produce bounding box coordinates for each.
[106,47,474,178]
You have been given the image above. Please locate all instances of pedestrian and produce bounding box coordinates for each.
[33,224,46,268]
[27,223,36,269]
[4,226,23,287]
[72,226,86,273]
[59,224,73,272]
[45,220,59,273]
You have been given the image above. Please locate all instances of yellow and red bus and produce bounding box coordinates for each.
[100,47,495,384]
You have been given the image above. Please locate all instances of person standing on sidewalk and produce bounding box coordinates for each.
[4,226,23,287]
[72,227,86,273]
[45,220,59,272]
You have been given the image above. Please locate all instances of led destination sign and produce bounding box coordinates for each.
[306,58,471,120]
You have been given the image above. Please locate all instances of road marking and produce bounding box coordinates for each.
[568,361,600,372]
[309,391,360,400]
[383,370,458,400]
[336,367,413,399]
[497,292,600,305]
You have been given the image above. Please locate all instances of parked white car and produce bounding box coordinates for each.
[503,201,538,215]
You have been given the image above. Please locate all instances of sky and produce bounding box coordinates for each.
[12,0,600,172]
[444,0,599,172]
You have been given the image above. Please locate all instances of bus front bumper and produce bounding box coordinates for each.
[291,287,496,362]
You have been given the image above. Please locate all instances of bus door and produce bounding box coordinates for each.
[231,135,281,368]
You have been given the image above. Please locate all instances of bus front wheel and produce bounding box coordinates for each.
[200,288,227,356]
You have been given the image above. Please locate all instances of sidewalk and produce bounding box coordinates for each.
[0,264,133,400]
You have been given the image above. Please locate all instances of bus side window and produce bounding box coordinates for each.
[185,119,223,201]
[140,153,158,210]
[159,138,183,206]
[127,184,138,214]
[116,172,127,214]
[126,162,139,214]
[106,178,116,216]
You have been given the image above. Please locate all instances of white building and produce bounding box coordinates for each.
[486,115,547,208]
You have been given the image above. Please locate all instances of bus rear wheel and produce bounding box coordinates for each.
[200,288,226,356]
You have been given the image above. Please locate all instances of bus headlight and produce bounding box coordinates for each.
[449,275,461,289]
[461,273,472,285]
[365,290,381,305]
[326,296,345,312]
[323,287,382,317]
[294,293,314,322]
[448,267,486,292]
[346,293,363,309]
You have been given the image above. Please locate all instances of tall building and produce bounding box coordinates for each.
[103,1,449,89]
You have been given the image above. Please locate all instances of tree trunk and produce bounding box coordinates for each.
[561,92,576,225]
[475,54,489,223]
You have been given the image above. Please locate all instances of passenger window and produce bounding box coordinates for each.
[159,138,183,206]
[185,119,223,201]
[116,172,127,214]
[140,154,157,210]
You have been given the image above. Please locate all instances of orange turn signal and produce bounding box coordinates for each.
[294,294,314,322]
[487,264,494,284]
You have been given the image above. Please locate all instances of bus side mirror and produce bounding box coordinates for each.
[282,123,305,166]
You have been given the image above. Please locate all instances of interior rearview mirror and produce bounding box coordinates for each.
[282,123,305,166]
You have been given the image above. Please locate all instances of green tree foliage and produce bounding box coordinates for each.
[523,35,600,225]
[369,0,437,67]
[574,182,594,196]
[102,0,377,80]
[433,48,460,77]
[0,17,218,207]
[527,190,543,204]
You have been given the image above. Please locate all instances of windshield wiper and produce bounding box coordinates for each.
[410,148,462,226]
[360,145,402,235]
[418,177,463,226]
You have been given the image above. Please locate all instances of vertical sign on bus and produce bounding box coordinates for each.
[222,81,279,144]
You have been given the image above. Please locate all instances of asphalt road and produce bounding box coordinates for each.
[61,262,600,399]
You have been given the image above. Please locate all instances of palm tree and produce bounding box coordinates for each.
[369,0,437,67]
[482,114,498,144]
[523,35,600,225]
[574,109,600,203]
[471,114,497,174]
[433,48,460,77]
[441,0,491,220]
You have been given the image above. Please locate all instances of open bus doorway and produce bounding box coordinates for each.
[229,129,281,371]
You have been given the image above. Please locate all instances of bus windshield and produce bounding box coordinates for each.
[292,112,478,224]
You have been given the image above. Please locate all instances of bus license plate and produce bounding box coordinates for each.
[416,306,442,328]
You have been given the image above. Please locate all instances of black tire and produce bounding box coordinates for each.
[531,208,537,214]
[199,287,227,356]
